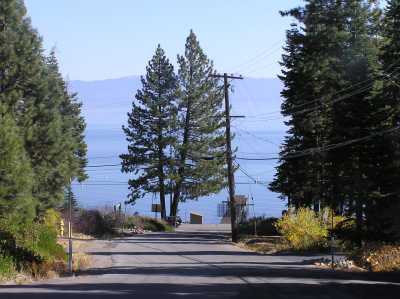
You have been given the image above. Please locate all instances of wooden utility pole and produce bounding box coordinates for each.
[211,73,243,242]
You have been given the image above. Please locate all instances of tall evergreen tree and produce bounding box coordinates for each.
[61,184,78,213]
[0,103,35,236]
[120,45,178,219]
[0,0,87,216]
[170,31,226,218]
[46,51,87,184]
[270,1,384,242]
[327,0,381,239]
[364,0,400,239]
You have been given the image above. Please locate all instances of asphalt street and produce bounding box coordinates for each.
[1,225,399,298]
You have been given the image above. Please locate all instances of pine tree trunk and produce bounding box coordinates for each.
[157,103,167,220]
[355,197,363,246]
[159,173,166,220]
[158,142,167,219]
[170,97,192,218]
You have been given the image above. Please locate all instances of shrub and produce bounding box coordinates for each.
[352,244,400,272]
[25,209,66,262]
[0,209,66,279]
[275,207,344,251]
[125,216,174,232]
[73,209,117,237]
[238,217,279,236]
[142,217,174,232]
[30,223,66,262]
[0,254,15,280]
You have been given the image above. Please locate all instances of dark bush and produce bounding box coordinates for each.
[0,230,41,272]
[239,217,279,236]
[73,209,116,237]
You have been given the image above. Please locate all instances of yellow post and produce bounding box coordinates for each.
[60,219,65,237]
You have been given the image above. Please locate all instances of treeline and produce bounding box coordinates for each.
[0,0,86,259]
[270,0,400,242]
[120,31,226,220]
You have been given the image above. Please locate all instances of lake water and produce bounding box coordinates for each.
[73,128,287,224]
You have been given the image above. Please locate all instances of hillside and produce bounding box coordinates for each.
[70,76,285,132]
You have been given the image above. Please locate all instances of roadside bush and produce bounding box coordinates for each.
[125,215,174,232]
[0,209,66,279]
[74,209,117,237]
[275,207,344,251]
[0,254,15,280]
[142,217,174,232]
[239,217,279,236]
[352,244,400,272]
[24,209,66,263]
[29,223,66,263]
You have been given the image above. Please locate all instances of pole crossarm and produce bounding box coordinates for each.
[210,74,244,80]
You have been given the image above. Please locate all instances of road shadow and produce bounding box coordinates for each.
[2,231,399,299]
[1,281,399,299]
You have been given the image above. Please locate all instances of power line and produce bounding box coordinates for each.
[89,155,120,159]
[242,61,280,76]
[236,157,278,161]
[236,126,400,161]
[86,163,121,168]
[269,60,400,116]
[233,126,280,146]
[234,69,399,125]
[244,60,400,119]
[234,161,269,187]
[72,181,267,186]
[232,40,283,73]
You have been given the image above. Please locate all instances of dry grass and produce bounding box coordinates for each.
[353,244,400,272]
[57,234,92,273]
[238,236,284,254]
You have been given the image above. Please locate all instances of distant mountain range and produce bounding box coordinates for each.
[70,76,286,132]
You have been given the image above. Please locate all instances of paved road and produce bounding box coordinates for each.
[1,227,399,298]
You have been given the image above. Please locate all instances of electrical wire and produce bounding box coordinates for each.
[236,126,400,161]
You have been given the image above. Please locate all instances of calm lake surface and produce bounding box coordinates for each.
[73,128,287,224]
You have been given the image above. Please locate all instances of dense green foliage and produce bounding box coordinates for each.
[170,31,226,217]
[270,0,400,244]
[0,0,87,278]
[120,45,178,219]
[121,32,227,219]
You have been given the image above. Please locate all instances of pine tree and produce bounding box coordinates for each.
[61,184,78,213]
[0,0,87,215]
[364,0,400,240]
[46,51,87,184]
[269,22,311,208]
[0,103,35,236]
[0,0,44,118]
[326,0,381,240]
[120,45,178,219]
[170,31,226,218]
[271,0,349,210]
[271,1,382,242]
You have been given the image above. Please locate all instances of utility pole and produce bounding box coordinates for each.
[211,73,243,243]
[68,178,73,274]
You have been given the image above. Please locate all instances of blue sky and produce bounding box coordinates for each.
[25,0,304,81]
